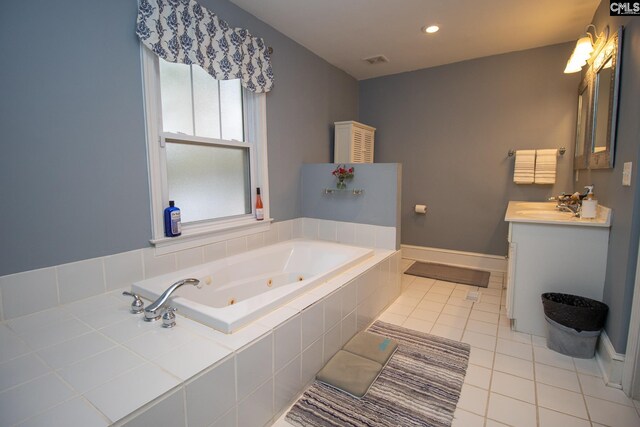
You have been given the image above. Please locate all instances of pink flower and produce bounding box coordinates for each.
[332,164,354,181]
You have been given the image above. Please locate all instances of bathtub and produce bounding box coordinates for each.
[133,239,374,333]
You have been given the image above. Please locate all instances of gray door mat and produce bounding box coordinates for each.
[405,261,490,288]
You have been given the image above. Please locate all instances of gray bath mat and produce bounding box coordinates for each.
[405,262,490,288]
[286,321,470,427]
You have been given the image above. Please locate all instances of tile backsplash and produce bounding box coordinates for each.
[0,218,397,322]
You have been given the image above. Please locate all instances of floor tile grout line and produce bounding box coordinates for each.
[481,272,500,426]
[482,338,498,426]
[404,279,434,321]
[577,371,638,408]
[531,368,582,394]
[576,370,595,423]
[397,263,633,427]
[487,387,559,413]
[537,406,592,425]
[531,347,541,427]
[396,278,437,333]
[532,342,594,423]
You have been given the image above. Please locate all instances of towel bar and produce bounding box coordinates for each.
[508,147,565,157]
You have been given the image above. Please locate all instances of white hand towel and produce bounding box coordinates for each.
[514,149,535,184]
[534,149,557,184]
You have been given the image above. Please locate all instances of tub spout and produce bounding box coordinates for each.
[144,278,200,322]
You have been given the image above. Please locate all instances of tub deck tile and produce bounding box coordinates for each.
[256,306,299,330]
[197,322,271,352]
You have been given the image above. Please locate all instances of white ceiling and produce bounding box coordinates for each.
[229,0,600,80]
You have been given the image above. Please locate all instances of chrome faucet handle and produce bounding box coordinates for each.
[162,306,177,329]
[122,291,145,314]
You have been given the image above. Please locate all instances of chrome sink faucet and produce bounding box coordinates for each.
[557,203,581,216]
[144,278,201,322]
[551,192,583,217]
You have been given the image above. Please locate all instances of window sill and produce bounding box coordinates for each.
[150,217,273,255]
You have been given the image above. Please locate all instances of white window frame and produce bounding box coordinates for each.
[141,47,271,254]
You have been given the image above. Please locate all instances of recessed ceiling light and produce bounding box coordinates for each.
[422,25,439,34]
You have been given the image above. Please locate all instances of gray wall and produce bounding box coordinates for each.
[576,2,640,352]
[301,163,401,227]
[0,1,152,277]
[211,1,360,223]
[359,43,579,256]
[0,0,358,276]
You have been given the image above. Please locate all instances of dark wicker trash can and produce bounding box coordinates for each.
[541,293,608,358]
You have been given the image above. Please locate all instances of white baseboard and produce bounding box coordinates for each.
[401,244,507,273]
[596,330,626,389]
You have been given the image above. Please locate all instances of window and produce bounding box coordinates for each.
[142,48,270,252]
[165,140,251,223]
[159,60,244,141]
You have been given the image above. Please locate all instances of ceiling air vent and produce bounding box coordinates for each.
[363,55,389,65]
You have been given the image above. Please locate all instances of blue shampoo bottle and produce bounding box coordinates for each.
[164,200,182,237]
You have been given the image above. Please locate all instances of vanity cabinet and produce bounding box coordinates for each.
[334,121,375,163]
[504,202,611,336]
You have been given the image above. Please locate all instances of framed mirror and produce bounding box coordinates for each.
[574,71,593,170]
[589,26,623,169]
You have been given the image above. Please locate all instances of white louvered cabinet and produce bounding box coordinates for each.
[333,121,375,163]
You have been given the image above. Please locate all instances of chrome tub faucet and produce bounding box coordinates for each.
[144,278,201,322]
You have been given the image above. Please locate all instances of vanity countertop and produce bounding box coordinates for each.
[505,201,611,227]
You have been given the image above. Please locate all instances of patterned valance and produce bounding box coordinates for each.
[136,0,274,93]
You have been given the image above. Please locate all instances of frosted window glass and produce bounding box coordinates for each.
[159,60,193,134]
[192,65,221,139]
[220,79,244,141]
[166,142,250,223]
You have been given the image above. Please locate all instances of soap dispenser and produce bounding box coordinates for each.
[581,185,598,219]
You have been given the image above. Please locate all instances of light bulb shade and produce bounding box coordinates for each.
[570,52,587,67]
[421,25,439,34]
[564,58,582,74]
[574,36,594,58]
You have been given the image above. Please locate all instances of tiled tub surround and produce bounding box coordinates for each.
[0,246,401,425]
[0,218,397,322]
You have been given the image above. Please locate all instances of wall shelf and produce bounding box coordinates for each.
[323,188,364,195]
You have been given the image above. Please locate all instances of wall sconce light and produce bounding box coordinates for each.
[564,24,609,74]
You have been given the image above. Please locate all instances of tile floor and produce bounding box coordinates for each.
[373,259,640,427]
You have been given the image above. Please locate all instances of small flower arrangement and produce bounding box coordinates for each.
[332,164,354,189]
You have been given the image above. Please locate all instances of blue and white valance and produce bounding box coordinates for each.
[136,0,274,93]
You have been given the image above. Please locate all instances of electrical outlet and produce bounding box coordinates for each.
[623,162,632,186]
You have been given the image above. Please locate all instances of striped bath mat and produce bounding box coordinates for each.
[286,321,470,427]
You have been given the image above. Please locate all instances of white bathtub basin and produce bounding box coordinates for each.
[133,239,373,333]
